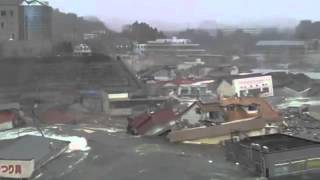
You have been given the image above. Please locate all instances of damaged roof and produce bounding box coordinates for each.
[267,72,313,91]
[221,97,281,122]
[128,108,178,135]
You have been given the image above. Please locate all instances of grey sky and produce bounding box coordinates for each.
[47,0,319,31]
[48,0,319,22]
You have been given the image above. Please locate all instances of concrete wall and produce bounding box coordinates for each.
[1,40,52,57]
[0,1,22,42]
[217,80,235,97]
[180,105,202,125]
[183,129,265,145]
[265,146,320,177]
[110,108,132,117]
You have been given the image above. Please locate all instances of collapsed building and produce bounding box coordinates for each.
[127,97,282,145]
[168,97,282,144]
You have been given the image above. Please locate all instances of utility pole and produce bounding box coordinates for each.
[32,103,45,138]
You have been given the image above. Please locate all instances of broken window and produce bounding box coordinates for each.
[209,112,217,119]
[248,105,257,111]
[226,105,235,111]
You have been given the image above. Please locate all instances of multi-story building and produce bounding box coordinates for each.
[0,0,52,42]
[135,37,206,56]
[0,0,23,41]
[21,0,52,41]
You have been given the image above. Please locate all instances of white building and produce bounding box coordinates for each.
[73,43,92,56]
[217,75,274,97]
[134,37,206,55]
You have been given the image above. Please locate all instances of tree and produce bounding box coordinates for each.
[295,20,320,40]
[178,29,214,49]
[53,41,73,55]
[122,21,166,43]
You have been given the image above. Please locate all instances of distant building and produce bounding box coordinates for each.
[135,37,206,56]
[256,40,306,54]
[73,43,92,56]
[0,0,24,41]
[218,28,263,36]
[83,33,98,40]
[0,103,24,131]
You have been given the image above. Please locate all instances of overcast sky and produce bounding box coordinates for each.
[48,0,320,22]
[47,0,320,31]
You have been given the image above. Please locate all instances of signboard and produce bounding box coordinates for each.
[0,159,35,179]
[233,75,274,97]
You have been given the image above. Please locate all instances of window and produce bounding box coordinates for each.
[191,87,199,95]
[240,90,248,97]
[209,111,221,120]
[180,88,189,95]
[1,10,6,17]
[274,163,290,176]
[307,158,320,170]
[290,160,306,172]
[248,105,257,111]
[0,22,4,29]
[226,105,235,111]
[195,107,201,114]
[9,10,14,17]
[262,87,269,93]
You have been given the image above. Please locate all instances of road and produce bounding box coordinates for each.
[30,117,320,180]
[32,122,253,180]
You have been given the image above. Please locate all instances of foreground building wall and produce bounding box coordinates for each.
[0,0,23,41]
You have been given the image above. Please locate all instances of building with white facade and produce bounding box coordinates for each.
[217,74,274,98]
[135,37,206,56]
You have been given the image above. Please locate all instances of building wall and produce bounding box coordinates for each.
[183,129,265,145]
[265,147,320,177]
[217,80,236,97]
[224,106,258,122]
[0,0,22,42]
[1,40,52,57]
[233,76,274,97]
[0,121,13,131]
[180,105,202,125]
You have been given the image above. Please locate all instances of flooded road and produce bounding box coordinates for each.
[26,122,256,180]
